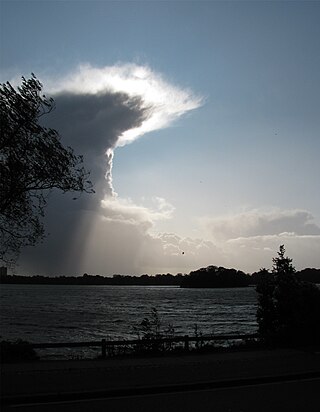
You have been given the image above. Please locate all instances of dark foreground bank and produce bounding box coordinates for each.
[2,348,320,409]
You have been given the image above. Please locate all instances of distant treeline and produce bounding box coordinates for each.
[1,267,319,287]
[251,267,320,285]
[0,272,183,286]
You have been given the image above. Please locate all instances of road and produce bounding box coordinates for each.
[3,377,320,412]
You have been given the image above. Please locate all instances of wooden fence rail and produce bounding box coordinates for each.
[30,333,259,358]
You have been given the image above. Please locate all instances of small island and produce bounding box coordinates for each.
[180,266,250,288]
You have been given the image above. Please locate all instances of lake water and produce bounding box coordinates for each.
[0,284,258,346]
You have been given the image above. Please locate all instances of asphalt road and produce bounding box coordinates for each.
[4,377,320,412]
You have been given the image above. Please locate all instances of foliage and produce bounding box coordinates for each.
[256,245,320,346]
[296,268,320,284]
[193,323,205,350]
[181,265,250,288]
[133,307,177,353]
[0,75,93,265]
[136,307,162,340]
[0,339,39,363]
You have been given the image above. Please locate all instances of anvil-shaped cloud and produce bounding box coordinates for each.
[50,64,201,146]
[47,63,202,198]
[17,64,203,274]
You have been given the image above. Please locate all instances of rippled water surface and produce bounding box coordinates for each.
[0,284,258,343]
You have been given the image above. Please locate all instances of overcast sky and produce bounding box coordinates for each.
[1,1,320,275]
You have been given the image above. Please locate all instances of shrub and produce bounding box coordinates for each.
[133,307,177,353]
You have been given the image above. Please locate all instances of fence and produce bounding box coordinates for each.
[30,334,259,359]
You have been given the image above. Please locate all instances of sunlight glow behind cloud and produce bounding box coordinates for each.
[49,63,202,146]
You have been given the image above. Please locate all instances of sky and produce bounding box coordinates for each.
[1,0,320,275]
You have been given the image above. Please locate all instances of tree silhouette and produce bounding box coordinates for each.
[0,75,93,265]
[272,244,296,276]
[257,245,320,346]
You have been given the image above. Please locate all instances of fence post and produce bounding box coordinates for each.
[101,338,106,359]
[184,335,189,352]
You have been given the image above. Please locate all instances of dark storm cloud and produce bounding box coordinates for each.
[18,90,148,274]
[49,91,147,196]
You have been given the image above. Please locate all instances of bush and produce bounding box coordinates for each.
[133,307,176,354]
